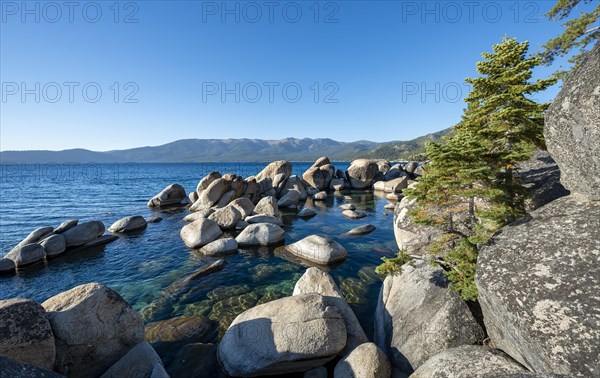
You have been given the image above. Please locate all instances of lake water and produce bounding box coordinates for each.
[0,162,398,375]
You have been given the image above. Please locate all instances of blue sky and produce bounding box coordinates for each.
[0,0,594,151]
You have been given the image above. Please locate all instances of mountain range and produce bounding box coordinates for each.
[0,128,451,163]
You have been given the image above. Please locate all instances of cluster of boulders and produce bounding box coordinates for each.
[386,43,600,376]
[144,158,406,261]
[0,283,167,377]
[217,266,391,377]
[0,220,116,275]
[0,215,158,276]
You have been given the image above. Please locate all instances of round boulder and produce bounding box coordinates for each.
[199,237,238,256]
[40,234,67,257]
[281,235,347,265]
[180,218,223,249]
[235,223,285,247]
[346,159,379,189]
[4,243,45,267]
[62,221,106,248]
[108,215,148,233]
[334,343,391,378]
[147,183,187,208]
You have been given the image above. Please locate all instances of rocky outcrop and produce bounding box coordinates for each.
[334,343,391,378]
[0,298,56,370]
[217,293,346,376]
[235,223,285,247]
[393,197,441,255]
[475,196,600,377]
[410,345,526,377]
[108,215,147,233]
[255,160,292,184]
[280,235,347,266]
[147,184,187,208]
[180,218,223,249]
[346,159,379,189]
[544,43,599,201]
[374,262,483,375]
[0,356,65,378]
[99,341,168,378]
[303,157,335,190]
[42,283,145,378]
[293,268,368,356]
[208,206,242,229]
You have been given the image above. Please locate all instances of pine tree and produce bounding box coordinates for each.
[380,38,556,301]
[540,0,600,79]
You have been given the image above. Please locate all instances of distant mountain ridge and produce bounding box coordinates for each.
[0,130,450,163]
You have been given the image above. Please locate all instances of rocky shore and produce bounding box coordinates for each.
[1,44,597,378]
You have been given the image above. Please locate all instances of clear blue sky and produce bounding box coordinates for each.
[0,0,592,151]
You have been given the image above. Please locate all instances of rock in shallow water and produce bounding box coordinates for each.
[0,298,56,370]
[42,283,145,378]
[0,258,15,273]
[254,196,279,217]
[245,214,283,226]
[199,237,238,256]
[62,220,105,248]
[145,315,213,344]
[208,206,242,229]
[347,224,375,236]
[297,208,317,218]
[280,235,347,266]
[342,209,367,219]
[108,215,147,233]
[147,183,187,208]
[217,293,347,377]
[235,223,285,247]
[7,226,53,254]
[40,234,66,257]
[54,219,78,234]
[4,243,45,267]
[180,218,223,249]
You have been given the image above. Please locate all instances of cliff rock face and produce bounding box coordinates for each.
[476,42,600,377]
[544,43,600,201]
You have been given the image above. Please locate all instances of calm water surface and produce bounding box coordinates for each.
[0,162,398,374]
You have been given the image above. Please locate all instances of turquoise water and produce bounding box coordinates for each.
[0,162,398,374]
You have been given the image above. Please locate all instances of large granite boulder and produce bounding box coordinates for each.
[191,178,231,211]
[235,223,285,247]
[180,218,223,249]
[346,159,379,189]
[42,283,145,378]
[145,316,213,344]
[99,341,167,378]
[4,244,45,267]
[199,237,238,256]
[254,196,279,217]
[393,197,441,255]
[0,258,15,274]
[54,219,78,234]
[229,197,255,218]
[281,235,347,266]
[303,157,335,190]
[7,227,53,254]
[147,184,187,208]
[293,267,368,356]
[255,160,292,184]
[196,171,222,193]
[280,175,308,200]
[217,293,346,376]
[277,189,301,207]
[410,345,526,378]
[334,342,391,378]
[0,298,56,370]
[61,221,105,248]
[208,206,242,229]
[374,262,483,375]
[40,234,67,257]
[108,215,147,233]
[475,195,600,377]
[544,43,599,201]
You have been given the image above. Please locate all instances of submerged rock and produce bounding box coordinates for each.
[217,293,347,376]
[42,283,145,378]
[347,224,375,236]
[145,316,213,344]
[0,298,56,370]
[297,208,317,218]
